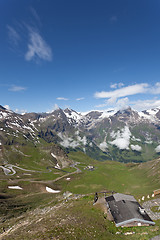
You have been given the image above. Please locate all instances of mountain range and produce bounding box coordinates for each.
[1,105,160,163]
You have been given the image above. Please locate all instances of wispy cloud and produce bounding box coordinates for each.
[7,25,20,46]
[8,85,27,92]
[94,82,160,111]
[150,82,160,94]
[25,28,52,62]
[116,97,129,110]
[56,97,69,101]
[76,97,85,101]
[131,99,160,111]
[15,108,27,114]
[30,7,41,26]
[95,83,149,101]
[46,104,59,113]
[7,7,52,63]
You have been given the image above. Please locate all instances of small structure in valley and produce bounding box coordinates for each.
[84,165,94,171]
[105,193,155,227]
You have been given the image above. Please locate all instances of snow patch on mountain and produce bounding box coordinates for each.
[155,145,160,152]
[46,187,60,193]
[51,153,57,159]
[64,109,82,121]
[146,108,159,115]
[77,136,87,145]
[99,109,117,119]
[131,136,141,142]
[138,111,156,121]
[0,111,9,119]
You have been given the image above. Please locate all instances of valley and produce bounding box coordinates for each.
[1,105,160,239]
[0,150,160,239]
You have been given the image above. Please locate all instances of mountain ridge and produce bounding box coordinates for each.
[1,105,160,163]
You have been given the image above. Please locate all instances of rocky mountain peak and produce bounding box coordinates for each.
[0,105,6,111]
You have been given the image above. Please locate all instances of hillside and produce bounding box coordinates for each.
[0,151,160,239]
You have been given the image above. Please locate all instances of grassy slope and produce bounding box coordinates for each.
[0,150,160,239]
[1,196,160,240]
[66,152,160,196]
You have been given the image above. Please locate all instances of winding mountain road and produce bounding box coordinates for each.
[0,164,41,176]
[0,162,82,180]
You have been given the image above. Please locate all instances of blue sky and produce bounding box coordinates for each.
[1,0,160,113]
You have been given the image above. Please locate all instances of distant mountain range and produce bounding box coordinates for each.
[1,105,160,163]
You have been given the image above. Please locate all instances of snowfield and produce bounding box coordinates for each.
[46,187,60,193]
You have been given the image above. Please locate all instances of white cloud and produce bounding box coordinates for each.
[106,97,117,105]
[99,141,108,151]
[7,25,20,45]
[110,84,117,89]
[150,82,160,94]
[155,145,160,153]
[53,104,59,110]
[110,126,131,150]
[95,82,160,111]
[25,28,52,62]
[116,97,129,110]
[76,97,85,101]
[58,132,87,148]
[15,109,27,114]
[131,99,160,111]
[94,83,160,111]
[95,103,109,108]
[95,97,129,110]
[56,97,69,101]
[46,104,59,113]
[130,144,142,151]
[60,138,79,148]
[58,133,79,148]
[110,83,124,89]
[8,85,26,92]
[96,97,160,112]
[95,83,148,100]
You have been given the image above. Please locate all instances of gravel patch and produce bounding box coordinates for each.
[142,198,160,220]
[150,235,160,240]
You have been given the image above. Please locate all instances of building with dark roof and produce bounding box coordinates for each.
[105,193,155,227]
